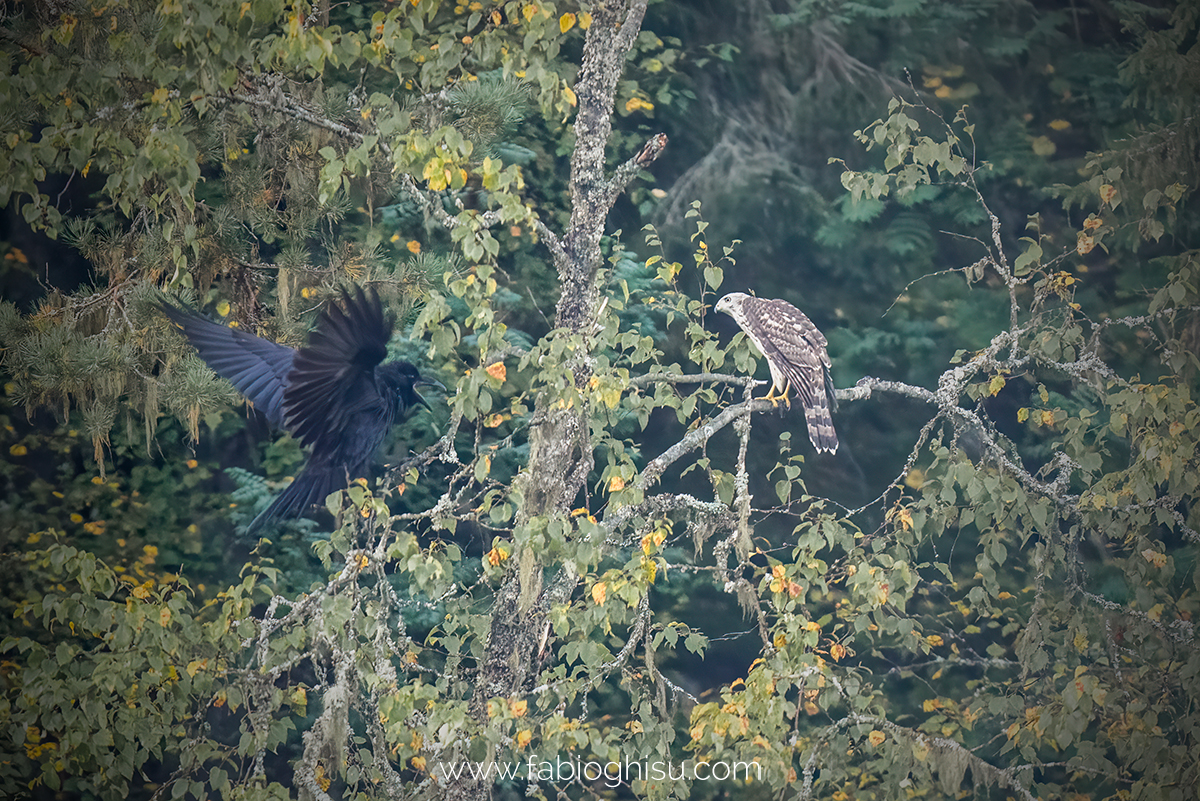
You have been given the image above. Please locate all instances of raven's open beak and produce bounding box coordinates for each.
[414,377,447,411]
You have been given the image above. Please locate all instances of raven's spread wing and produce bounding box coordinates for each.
[283,287,392,455]
[161,302,296,428]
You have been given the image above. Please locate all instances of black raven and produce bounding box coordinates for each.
[162,287,443,533]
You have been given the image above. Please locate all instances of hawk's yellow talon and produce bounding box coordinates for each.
[761,382,792,409]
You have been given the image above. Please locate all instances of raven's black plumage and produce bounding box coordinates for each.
[162,287,442,533]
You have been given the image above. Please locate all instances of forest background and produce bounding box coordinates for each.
[1,0,1199,799]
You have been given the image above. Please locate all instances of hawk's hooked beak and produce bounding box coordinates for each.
[413,376,447,411]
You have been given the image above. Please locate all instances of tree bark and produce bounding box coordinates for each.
[444,3,651,799]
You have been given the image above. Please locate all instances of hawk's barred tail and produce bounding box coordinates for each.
[804,397,839,454]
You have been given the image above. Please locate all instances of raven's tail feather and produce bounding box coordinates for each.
[245,464,346,536]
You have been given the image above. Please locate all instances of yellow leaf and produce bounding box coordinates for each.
[510,699,527,717]
[925,634,943,646]
[829,643,846,661]
[988,374,1006,396]
[1141,549,1167,568]
[1017,407,1029,423]
[216,300,230,317]
[608,475,625,492]
[562,85,577,107]
[867,730,886,747]
[9,444,26,456]
[1076,232,1095,255]
[411,756,427,771]
[516,729,532,747]
[522,4,536,22]
[1099,184,1118,204]
[314,763,331,791]
[578,11,592,28]
[926,63,965,78]
[591,581,607,605]
[1031,135,1056,156]
[485,362,507,382]
[1048,119,1071,131]
[151,87,170,104]
[559,12,575,32]
[1040,410,1056,427]
[871,581,890,606]
[159,607,172,627]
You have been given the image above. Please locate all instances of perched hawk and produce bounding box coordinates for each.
[715,292,839,454]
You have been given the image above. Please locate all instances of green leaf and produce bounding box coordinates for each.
[703,264,723,289]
